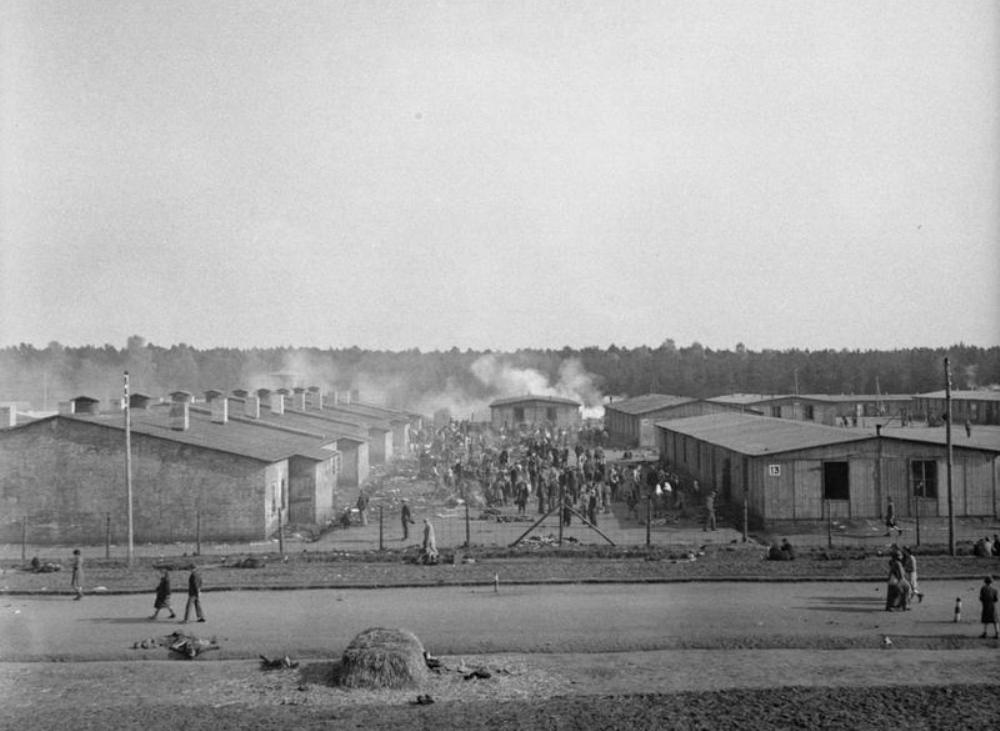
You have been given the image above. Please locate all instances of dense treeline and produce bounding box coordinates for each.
[1,336,997,412]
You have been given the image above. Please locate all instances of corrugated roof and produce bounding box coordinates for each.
[61,407,337,464]
[655,412,871,456]
[490,395,582,408]
[914,390,1000,402]
[605,393,696,415]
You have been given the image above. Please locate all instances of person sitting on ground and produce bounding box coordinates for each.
[974,537,992,558]
[780,538,796,560]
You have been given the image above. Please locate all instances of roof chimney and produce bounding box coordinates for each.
[0,404,15,428]
[169,391,193,404]
[293,387,307,411]
[129,393,152,410]
[204,389,224,403]
[211,397,229,425]
[59,400,76,415]
[307,386,323,410]
[270,392,285,416]
[244,394,260,419]
[170,401,190,431]
[72,396,100,415]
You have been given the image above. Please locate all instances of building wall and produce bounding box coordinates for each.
[0,417,275,544]
[913,396,1000,426]
[391,422,410,454]
[288,456,338,526]
[368,429,393,465]
[490,402,582,431]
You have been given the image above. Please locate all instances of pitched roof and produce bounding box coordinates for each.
[914,390,1000,402]
[57,407,337,463]
[878,425,1000,453]
[490,395,582,408]
[221,399,369,443]
[605,393,697,415]
[705,393,788,405]
[320,405,393,431]
[655,412,872,456]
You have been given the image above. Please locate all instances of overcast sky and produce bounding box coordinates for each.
[1,1,997,352]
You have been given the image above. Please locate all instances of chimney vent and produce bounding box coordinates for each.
[244,395,260,419]
[293,387,307,410]
[59,401,76,415]
[232,389,249,399]
[211,397,229,425]
[170,401,190,431]
[0,404,15,428]
[271,393,285,416]
[307,386,323,410]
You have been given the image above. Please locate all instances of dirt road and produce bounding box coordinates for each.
[2,580,998,729]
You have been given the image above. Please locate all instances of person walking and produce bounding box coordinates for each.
[902,546,923,603]
[978,576,999,639]
[420,518,438,564]
[400,499,415,541]
[182,566,205,623]
[884,497,902,537]
[885,549,911,611]
[704,489,717,531]
[149,568,177,620]
[356,492,369,527]
[69,549,84,600]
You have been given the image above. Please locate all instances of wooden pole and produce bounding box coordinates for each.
[378,506,384,551]
[105,513,111,559]
[558,481,564,546]
[278,506,284,557]
[124,371,134,568]
[195,509,202,556]
[645,493,652,546]
[21,516,27,562]
[464,500,470,548]
[826,498,832,549]
[945,357,955,556]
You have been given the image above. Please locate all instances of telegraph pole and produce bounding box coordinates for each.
[944,358,955,556]
[124,371,135,567]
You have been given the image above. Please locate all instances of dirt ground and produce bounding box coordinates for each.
[2,577,1000,729]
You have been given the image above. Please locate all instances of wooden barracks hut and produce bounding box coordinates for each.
[655,412,1000,528]
[489,395,582,431]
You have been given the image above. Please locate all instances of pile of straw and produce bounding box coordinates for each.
[338,627,429,689]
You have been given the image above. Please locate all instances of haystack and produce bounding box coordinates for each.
[338,627,429,689]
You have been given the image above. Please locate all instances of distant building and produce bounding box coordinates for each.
[604,394,751,448]
[489,395,582,432]
[913,390,1000,426]
[655,412,1000,527]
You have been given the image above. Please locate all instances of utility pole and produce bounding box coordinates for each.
[124,371,135,568]
[945,358,955,556]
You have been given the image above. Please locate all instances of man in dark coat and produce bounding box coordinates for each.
[979,576,999,638]
[400,499,415,541]
[182,566,205,623]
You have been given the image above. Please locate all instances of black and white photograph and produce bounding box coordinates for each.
[1,1,998,728]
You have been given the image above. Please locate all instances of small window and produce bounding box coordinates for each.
[546,407,556,421]
[803,405,814,420]
[770,406,781,418]
[911,460,938,499]
[823,461,850,500]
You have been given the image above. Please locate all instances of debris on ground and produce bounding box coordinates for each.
[231,556,267,569]
[259,654,299,670]
[413,694,435,705]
